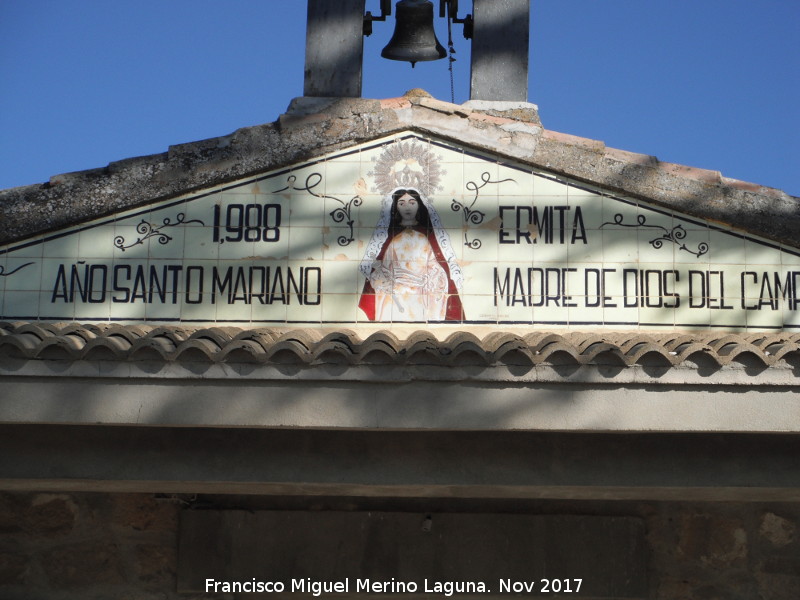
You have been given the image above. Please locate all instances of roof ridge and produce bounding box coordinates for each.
[1,95,797,247]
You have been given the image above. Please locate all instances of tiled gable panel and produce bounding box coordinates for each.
[2,133,798,330]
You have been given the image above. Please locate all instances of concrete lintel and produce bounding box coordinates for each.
[1,375,799,433]
[1,426,799,501]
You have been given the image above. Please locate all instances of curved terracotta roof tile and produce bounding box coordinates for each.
[2,322,800,375]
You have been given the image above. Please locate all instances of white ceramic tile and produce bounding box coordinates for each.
[358,142,391,167]
[783,303,800,329]
[41,259,78,301]
[0,289,34,321]
[74,296,110,321]
[2,259,39,293]
[780,247,800,266]
[213,298,252,324]
[436,159,466,199]
[493,264,534,307]
[671,226,710,265]
[716,267,744,311]
[601,228,638,263]
[354,195,384,229]
[107,299,145,322]
[325,260,362,295]
[462,293,497,323]
[463,163,500,195]
[77,225,117,259]
[673,305,704,326]
[183,222,220,260]
[323,229,363,262]
[42,233,80,258]
[179,192,215,225]
[40,290,70,320]
[532,174,569,196]
[463,260,504,297]
[568,183,601,198]
[601,196,639,227]
[502,168,534,198]
[179,294,212,324]
[3,290,43,320]
[497,233,534,263]
[677,212,708,230]
[148,203,199,236]
[567,194,603,233]
[567,238,603,264]
[707,306,747,329]
[745,306,783,330]
[462,148,494,166]
[639,305,675,328]
[598,302,635,327]
[286,298,322,324]
[532,301,569,325]
[432,197,465,232]
[581,267,618,309]
[146,224,186,260]
[288,227,323,261]
[6,238,44,259]
[324,161,364,197]
[567,301,604,326]
[325,293,360,323]
[745,239,783,266]
[110,221,150,261]
[497,301,533,324]
[284,185,325,230]
[637,232,676,266]
[704,230,744,265]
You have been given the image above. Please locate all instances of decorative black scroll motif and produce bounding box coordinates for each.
[451,172,514,249]
[274,172,363,247]
[114,213,205,251]
[600,214,709,257]
[0,262,34,277]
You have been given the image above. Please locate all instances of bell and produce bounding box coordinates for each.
[381,0,447,67]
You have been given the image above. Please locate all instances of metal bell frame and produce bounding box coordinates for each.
[364,0,473,67]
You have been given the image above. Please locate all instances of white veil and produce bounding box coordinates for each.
[359,187,464,292]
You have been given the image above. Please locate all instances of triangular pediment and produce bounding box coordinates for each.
[2,132,798,331]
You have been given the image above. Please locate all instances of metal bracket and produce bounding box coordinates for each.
[363,0,392,36]
[440,0,473,39]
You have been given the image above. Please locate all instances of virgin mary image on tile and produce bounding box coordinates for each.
[359,141,465,321]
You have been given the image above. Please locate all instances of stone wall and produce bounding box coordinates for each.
[0,492,181,600]
[0,492,797,599]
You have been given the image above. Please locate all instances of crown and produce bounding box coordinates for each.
[369,140,444,197]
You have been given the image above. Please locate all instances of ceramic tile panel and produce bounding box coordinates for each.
[745,239,783,266]
[0,255,6,299]
[1,132,798,330]
[3,290,41,320]
[42,232,80,259]
[781,247,800,267]
[568,301,604,327]
[4,259,41,293]
[322,292,360,323]
[533,173,570,197]
[6,237,44,259]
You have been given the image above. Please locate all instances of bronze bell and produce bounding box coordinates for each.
[381,0,447,67]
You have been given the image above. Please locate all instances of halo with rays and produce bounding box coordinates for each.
[369,140,444,198]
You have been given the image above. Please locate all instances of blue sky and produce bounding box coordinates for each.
[1,0,798,196]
